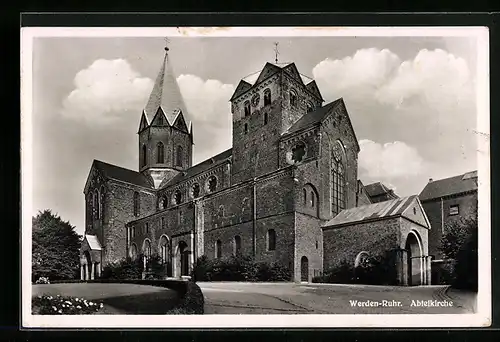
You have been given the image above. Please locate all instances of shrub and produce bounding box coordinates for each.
[313,260,355,284]
[100,256,143,280]
[32,295,104,315]
[35,277,50,284]
[453,227,478,291]
[191,255,291,282]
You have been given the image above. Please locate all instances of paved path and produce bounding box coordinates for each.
[198,282,477,314]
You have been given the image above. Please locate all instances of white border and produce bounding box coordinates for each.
[21,26,491,328]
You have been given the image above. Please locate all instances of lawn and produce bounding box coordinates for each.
[32,283,181,314]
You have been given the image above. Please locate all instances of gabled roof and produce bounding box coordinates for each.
[143,51,190,127]
[230,80,253,101]
[161,148,233,188]
[322,195,428,228]
[84,235,102,251]
[305,80,324,101]
[364,182,398,198]
[419,170,478,202]
[285,98,342,134]
[172,111,189,133]
[92,160,153,189]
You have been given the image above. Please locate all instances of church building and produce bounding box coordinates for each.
[80,46,432,284]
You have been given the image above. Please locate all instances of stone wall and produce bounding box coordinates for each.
[294,212,323,282]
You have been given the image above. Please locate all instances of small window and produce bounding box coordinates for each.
[264,112,268,125]
[292,143,306,163]
[208,176,217,193]
[178,210,183,225]
[215,240,222,258]
[303,188,307,205]
[315,240,318,249]
[307,102,314,113]
[290,89,297,107]
[174,190,182,205]
[218,205,225,217]
[267,229,276,251]
[145,222,149,234]
[161,217,165,230]
[413,207,417,215]
[244,101,251,117]
[144,240,151,260]
[141,144,147,168]
[234,235,242,255]
[133,191,140,217]
[264,89,272,106]
[244,123,248,134]
[449,205,459,216]
[159,195,167,209]
[157,142,165,164]
[175,145,183,167]
[191,183,200,198]
[311,191,315,207]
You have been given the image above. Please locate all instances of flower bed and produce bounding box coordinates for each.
[32,295,104,315]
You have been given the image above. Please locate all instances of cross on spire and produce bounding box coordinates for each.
[273,42,280,64]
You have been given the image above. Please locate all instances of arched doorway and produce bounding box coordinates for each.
[405,231,423,285]
[159,235,171,277]
[83,251,92,280]
[300,256,309,282]
[177,241,189,277]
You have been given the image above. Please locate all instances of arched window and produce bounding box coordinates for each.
[292,142,306,163]
[264,112,268,125]
[215,240,222,258]
[303,188,307,205]
[178,210,183,225]
[129,243,138,260]
[174,190,182,205]
[267,229,276,251]
[244,123,248,134]
[191,183,200,198]
[290,89,297,107]
[92,191,99,219]
[100,186,105,219]
[244,101,251,117]
[175,145,183,167]
[157,142,165,163]
[145,222,149,234]
[159,195,168,209]
[218,205,225,217]
[141,144,147,168]
[264,89,272,106]
[207,176,217,193]
[311,191,315,207]
[234,235,242,255]
[133,191,140,217]
[143,239,151,260]
[307,102,314,113]
[331,149,346,217]
[159,236,169,264]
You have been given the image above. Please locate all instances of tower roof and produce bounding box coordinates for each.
[144,50,190,126]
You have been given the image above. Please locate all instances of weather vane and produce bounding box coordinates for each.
[273,42,280,64]
[164,37,170,52]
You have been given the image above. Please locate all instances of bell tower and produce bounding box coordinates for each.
[138,41,193,188]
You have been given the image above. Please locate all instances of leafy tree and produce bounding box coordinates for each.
[453,226,478,291]
[32,210,82,282]
[439,215,477,260]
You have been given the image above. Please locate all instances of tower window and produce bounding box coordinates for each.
[141,144,147,168]
[292,142,306,163]
[157,142,165,164]
[234,235,242,255]
[307,102,314,113]
[174,190,182,205]
[244,101,251,117]
[178,210,183,225]
[207,176,217,193]
[159,195,168,209]
[244,123,248,134]
[290,89,297,107]
[191,183,200,198]
[331,155,346,216]
[303,188,307,205]
[264,112,268,125]
[161,217,165,230]
[145,222,149,234]
[267,229,276,251]
[264,89,272,106]
[133,191,140,217]
[175,145,183,167]
[218,205,225,217]
[215,240,222,258]
[311,191,315,207]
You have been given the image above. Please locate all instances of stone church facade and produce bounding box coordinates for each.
[80,48,432,284]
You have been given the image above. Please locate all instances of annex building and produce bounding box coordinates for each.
[80,47,434,284]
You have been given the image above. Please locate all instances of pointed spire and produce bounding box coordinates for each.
[144,41,190,127]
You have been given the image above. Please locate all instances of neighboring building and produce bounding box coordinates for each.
[80,46,431,284]
[322,195,432,286]
[419,171,478,261]
[364,182,399,203]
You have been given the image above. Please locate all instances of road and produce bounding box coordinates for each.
[198,282,476,314]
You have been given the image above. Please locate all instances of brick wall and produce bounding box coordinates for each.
[322,217,400,271]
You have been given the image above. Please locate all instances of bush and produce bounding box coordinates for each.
[32,295,104,315]
[312,260,355,284]
[35,276,50,284]
[453,227,478,291]
[191,255,291,282]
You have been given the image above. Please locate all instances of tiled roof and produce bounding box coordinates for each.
[162,148,233,188]
[419,170,478,201]
[285,99,342,134]
[322,195,419,228]
[93,160,153,189]
[364,182,396,197]
[85,235,102,251]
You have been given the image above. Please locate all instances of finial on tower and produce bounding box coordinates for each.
[164,37,170,52]
[273,42,280,64]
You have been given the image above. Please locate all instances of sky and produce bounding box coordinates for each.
[30,34,480,235]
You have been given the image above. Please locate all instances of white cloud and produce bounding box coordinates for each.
[61,59,153,124]
[358,139,427,182]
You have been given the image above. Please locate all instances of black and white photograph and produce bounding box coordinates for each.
[21,26,490,328]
